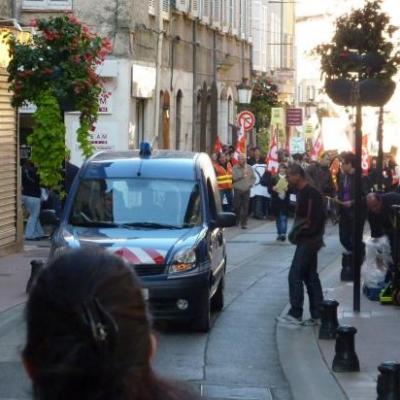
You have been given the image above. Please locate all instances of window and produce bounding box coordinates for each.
[70,178,203,228]
[22,0,72,10]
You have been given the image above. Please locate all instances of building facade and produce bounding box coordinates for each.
[15,0,252,165]
[251,0,295,104]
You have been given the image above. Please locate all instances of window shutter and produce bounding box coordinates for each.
[190,0,199,17]
[162,0,170,19]
[212,0,221,28]
[149,0,156,15]
[202,0,210,23]
[176,0,189,12]
[246,0,251,40]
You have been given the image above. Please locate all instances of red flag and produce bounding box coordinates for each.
[267,129,279,173]
[213,136,222,154]
[361,135,370,175]
[310,131,324,161]
[232,123,246,164]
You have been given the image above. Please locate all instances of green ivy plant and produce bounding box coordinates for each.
[7,15,112,189]
[28,91,66,191]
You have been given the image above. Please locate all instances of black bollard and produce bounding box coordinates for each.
[340,252,353,282]
[26,259,44,294]
[319,299,339,340]
[332,325,360,372]
[377,362,400,400]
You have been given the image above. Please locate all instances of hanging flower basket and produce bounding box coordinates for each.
[359,79,395,107]
[325,79,355,106]
[325,78,395,107]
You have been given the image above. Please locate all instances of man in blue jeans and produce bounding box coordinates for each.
[277,163,325,326]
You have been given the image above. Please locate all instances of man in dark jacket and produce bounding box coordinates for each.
[338,152,371,252]
[276,163,325,326]
[367,192,400,258]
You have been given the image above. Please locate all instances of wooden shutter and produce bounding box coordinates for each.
[175,0,189,12]
[149,0,156,15]
[212,0,221,28]
[202,0,210,24]
[0,69,18,250]
[162,0,170,19]
[189,0,199,18]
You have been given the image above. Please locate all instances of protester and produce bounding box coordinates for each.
[232,153,256,229]
[366,191,400,257]
[23,248,201,400]
[213,152,233,212]
[248,146,264,166]
[306,152,336,199]
[21,159,46,240]
[269,163,290,241]
[277,163,325,326]
[250,161,271,220]
[337,152,370,253]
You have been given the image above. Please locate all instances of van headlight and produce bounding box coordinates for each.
[169,249,197,274]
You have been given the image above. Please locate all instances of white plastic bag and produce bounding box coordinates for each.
[361,236,392,288]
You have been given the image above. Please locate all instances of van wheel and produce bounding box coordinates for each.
[192,294,210,333]
[211,275,224,311]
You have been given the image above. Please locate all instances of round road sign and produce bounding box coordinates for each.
[237,110,256,132]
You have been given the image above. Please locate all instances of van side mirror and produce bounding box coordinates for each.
[215,212,236,228]
[39,209,60,227]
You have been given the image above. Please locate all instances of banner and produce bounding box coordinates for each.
[271,107,285,126]
[213,136,222,154]
[232,123,246,164]
[266,129,279,173]
[310,130,324,161]
[362,135,370,175]
[290,136,305,155]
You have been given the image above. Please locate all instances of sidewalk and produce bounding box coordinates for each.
[278,236,400,400]
[0,241,49,313]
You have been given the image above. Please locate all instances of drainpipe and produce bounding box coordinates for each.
[192,20,197,151]
[154,0,164,149]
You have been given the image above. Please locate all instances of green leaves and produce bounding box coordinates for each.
[29,91,66,191]
[7,15,111,190]
[314,0,400,82]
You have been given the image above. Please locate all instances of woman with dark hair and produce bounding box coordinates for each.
[23,248,201,400]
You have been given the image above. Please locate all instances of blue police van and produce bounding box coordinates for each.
[48,144,236,332]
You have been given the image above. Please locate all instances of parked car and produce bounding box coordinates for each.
[48,143,236,332]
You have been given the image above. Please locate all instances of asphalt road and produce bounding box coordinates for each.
[0,219,340,400]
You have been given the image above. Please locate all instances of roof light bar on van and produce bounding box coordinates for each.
[139,142,152,158]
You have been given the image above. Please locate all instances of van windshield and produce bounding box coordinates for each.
[69,178,203,229]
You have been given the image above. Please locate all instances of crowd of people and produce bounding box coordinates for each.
[211,144,400,242]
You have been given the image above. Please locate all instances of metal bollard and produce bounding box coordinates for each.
[340,252,353,282]
[26,259,44,294]
[332,325,360,372]
[319,299,339,340]
[376,362,400,400]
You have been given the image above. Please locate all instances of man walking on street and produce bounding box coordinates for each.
[277,164,325,326]
[232,153,256,229]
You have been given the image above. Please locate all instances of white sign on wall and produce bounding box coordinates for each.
[69,119,119,166]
